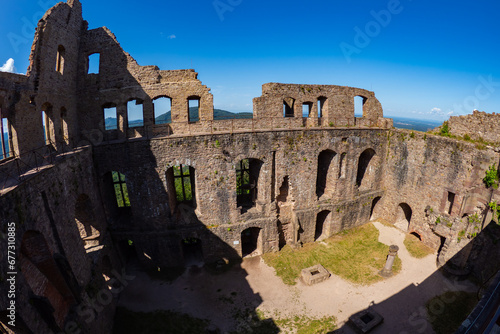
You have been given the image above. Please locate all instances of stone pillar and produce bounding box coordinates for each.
[379,245,399,277]
[117,103,127,140]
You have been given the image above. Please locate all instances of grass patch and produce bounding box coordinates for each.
[404,234,435,258]
[262,223,401,285]
[426,291,478,334]
[275,315,336,334]
[112,307,209,334]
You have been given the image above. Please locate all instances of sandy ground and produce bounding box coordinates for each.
[117,221,478,333]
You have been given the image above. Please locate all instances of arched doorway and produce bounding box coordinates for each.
[395,203,412,232]
[370,196,382,221]
[241,227,262,257]
[315,210,331,241]
[316,150,336,198]
[182,237,203,266]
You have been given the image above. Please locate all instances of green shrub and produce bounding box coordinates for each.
[439,121,450,137]
[483,164,499,189]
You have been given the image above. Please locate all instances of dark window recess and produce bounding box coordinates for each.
[447,192,455,215]
[236,159,263,212]
[112,171,131,207]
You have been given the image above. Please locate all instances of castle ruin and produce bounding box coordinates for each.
[1,1,499,333]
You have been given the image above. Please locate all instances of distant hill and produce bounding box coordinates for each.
[391,117,442,132]
[107,112,440,132]
[105,108,253,129]
[156,108,253,123]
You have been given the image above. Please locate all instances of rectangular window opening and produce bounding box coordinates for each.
[173,165,195,204]
[41,110,51,144]
[188,99,200,123]
[88,53,100,74]
[104,107,117,131]
[112,171,131,208]
[56,46,65,74]
[447,192,455,215]
[354,96,365,117]
[0,116,12,160]
[302,103,312,117]
[127,100,144,128]
[153,97,172,124]
[317,99,324,118]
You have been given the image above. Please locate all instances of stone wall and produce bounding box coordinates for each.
[93,128,387,267]
[0,147,119,334]
[444,110,500,144]
[378,129,500,251]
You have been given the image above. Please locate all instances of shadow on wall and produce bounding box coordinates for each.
[97,143,279,332]
[83,57,279,331]
[330,220,500,334]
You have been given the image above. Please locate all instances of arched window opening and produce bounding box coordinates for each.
[283,98,295,118]
[354,96,366,117]
[153,96,172,124]
[56,45,65,74]
[236,159,263,213]
[316,150,336,198]
[112,171,131,208]
[188,97,200,123]
[103,104,117,131]
[356,148,376,188]
[87,53,100,74]
[127,99,144,128]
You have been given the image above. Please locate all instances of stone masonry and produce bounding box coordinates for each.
[0,1,499,333]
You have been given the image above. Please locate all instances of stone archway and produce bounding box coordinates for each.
[395,203,412,232]
[241,227,262,257]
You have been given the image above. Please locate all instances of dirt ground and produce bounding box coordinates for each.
[116,221,478,333]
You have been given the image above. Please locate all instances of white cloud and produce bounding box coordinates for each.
[0,58,16,73]
[430,107,442,113]
[167,34,176,39]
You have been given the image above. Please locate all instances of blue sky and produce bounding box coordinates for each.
[1,0,499,121]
